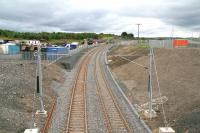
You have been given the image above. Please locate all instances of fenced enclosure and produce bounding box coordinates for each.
[149,40,173,48]
[188,40,200,48]
[0,44,94,61]
[113,39,174,48]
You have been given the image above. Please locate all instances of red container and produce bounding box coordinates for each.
[173,39,189,47]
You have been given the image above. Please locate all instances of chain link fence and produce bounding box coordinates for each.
[112,39,173,48]
[149,40,173,48]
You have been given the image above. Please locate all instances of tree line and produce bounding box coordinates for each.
[0,29,116,40]
[121,32,134,39]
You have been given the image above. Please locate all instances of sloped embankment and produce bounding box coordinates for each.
[0,61,64,133]
[108,45,200,132]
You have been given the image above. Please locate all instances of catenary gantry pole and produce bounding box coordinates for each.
[148,48,153,119]
[36,44,46,114]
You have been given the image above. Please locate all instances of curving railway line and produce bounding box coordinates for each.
[64,46,151,133]
[94,49,132,133]
[65,48,99,133]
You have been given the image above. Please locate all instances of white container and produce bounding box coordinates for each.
[159,127,175,133]
[71,42,78,45]
[0,43,16,54]
[0,45,8,54]
[0,40,4,43]
[24,128,39,133]
[0,45,3,54]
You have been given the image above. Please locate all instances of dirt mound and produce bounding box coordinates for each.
[0,61,64,133]
[108,46,200,132]
[108,45,149,69]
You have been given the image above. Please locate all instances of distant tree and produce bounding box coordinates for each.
[127,33,134,39]
[121,32,128,38]
[0,29,116,41]
[121,32,134,39]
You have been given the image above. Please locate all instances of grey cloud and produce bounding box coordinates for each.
[158,0,200,31]
[0,0,110,32]
[0,0,199,35]
[40,10,112,32]
[0,0,56,22]
[0,0,64,31]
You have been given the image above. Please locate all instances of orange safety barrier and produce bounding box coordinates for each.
[173,39,189,47]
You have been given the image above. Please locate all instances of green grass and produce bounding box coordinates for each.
[0,36,21,40]
[136,43,150,49]
[47,39,83,44]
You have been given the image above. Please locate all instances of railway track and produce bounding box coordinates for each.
[94,49,132,133]
[65,46,150,133]
[66,48,98,133]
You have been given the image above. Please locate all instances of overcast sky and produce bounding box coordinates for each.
[0,0,199,37]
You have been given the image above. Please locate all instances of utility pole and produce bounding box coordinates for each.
[136,24,142,44]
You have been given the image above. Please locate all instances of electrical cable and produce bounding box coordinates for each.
[152,48,168,126]
[116,55,148,69]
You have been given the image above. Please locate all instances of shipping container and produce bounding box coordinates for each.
[45,47,69,60]
[173,39,189,47]
[8,45,20,54]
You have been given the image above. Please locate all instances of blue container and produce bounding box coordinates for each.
[70,42,78,50]
[46,47,68,53]
[46,47,69,60]
[8,45,20,54]
[70,45,77,50]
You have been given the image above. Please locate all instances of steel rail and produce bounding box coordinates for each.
[66,48,98,133]
[94,48,132,133]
